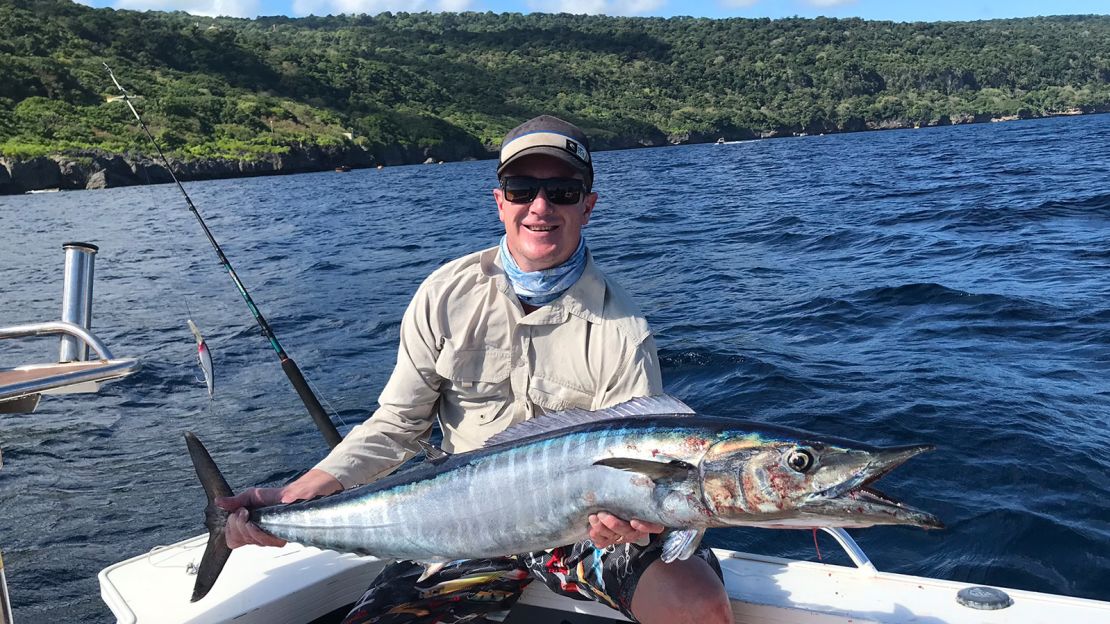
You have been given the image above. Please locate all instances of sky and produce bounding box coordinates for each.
[74,0,1109,22]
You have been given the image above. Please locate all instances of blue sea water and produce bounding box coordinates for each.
[1,114,1108,622]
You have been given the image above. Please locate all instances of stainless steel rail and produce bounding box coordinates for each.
[0,322,139,405]
[821,527,877,573]
[0,321,116,361]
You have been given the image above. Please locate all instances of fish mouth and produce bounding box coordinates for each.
[812,444,945,530]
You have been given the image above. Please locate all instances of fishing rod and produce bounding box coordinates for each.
[104,63,342,449]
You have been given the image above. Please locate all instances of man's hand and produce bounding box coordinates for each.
[216,468,343,549]
[588,511,664,548]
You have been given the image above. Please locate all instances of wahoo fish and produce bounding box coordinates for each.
[186,395,942,601]
[186,319,214,398]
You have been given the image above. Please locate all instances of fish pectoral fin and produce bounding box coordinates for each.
[417,440,451,465]
[660,528,705,563]
[593,457,696,482]
[417,561,449,583]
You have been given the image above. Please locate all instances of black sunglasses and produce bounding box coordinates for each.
[499,176,586,205]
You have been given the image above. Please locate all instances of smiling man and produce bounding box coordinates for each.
[219,116,732,624]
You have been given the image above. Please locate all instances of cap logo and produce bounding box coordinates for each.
[566,139,588,163]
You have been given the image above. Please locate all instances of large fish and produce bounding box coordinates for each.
[186,395,942,601]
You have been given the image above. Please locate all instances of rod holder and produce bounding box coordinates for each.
[59,242,98,362]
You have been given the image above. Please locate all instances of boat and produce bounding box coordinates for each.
[335,165,351,173]
[1,242,140,624]
[99,525,1110,623]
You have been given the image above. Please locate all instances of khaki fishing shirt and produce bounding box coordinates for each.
[314,246,663,488]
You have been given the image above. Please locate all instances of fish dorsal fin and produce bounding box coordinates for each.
[483,394,696,447]
[418,440,451,465]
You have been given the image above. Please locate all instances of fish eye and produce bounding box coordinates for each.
[786,449,814,473]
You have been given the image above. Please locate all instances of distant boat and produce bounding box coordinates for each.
[716,137,725,145]
[335,165,351,173]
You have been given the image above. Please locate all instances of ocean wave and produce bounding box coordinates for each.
[869,190,1110,233]
[925,508,1110,600]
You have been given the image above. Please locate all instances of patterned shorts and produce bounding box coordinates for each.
[340,539,722,624]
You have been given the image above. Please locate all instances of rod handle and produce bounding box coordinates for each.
[281,358,342,449]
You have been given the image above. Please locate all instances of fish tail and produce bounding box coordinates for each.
[185,432,234,602]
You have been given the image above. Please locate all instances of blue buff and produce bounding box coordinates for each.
[499,235,587,306]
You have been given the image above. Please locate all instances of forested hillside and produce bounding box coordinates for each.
[2,1,1108,167]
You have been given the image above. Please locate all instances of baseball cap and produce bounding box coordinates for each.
[497,115,594,190]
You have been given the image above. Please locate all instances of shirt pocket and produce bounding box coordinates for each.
[528,374,595,413]
[434,343,512,427]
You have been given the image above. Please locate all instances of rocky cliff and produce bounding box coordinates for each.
[0,141,495,195]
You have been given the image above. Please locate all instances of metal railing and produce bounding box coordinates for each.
[0,321,117,361]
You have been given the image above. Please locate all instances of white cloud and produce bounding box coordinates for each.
[528,0,663,16]
[719,0,758,7]
[291,0,472,15]
[112,0,261,17]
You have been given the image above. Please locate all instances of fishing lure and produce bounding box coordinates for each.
[186,319,214,398]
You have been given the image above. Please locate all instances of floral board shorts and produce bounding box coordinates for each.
[340,538,722,624]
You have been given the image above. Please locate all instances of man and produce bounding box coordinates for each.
[219,115,733,624]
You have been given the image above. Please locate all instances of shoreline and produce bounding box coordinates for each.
[1,108,1104,196]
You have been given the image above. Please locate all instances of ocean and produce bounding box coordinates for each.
[1,113,1108,622]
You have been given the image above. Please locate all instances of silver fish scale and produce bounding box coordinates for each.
[256,421,717,561]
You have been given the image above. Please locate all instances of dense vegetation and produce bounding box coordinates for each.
[2,0,1109,161]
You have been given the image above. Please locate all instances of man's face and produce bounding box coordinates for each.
[493,155,597,272]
